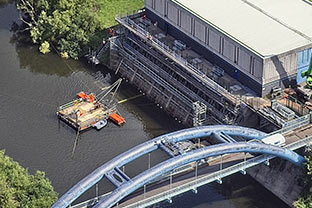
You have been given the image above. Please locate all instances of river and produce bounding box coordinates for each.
[0,2,288,208]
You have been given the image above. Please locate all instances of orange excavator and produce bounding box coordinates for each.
[77,92,95,103]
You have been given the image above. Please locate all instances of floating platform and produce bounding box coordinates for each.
[57,92,117,131]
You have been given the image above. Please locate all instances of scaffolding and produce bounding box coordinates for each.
[192,101,207,126]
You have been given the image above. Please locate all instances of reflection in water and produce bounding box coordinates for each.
[14,40,79,77]
[8,29,84,77]
[0,0,13,8]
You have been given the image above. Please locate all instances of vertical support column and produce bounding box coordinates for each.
[220,154,223,170]
[241,152,247,175]
[96,183,99,202]
[167,171,173,203]
[148,153,151,169]
[216,154,223,184]
[193,161,198,194]
[169,172,172,190]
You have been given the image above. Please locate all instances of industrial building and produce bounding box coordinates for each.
[145,0,312,96]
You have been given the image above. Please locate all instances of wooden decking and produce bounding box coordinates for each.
[57,100,116,131]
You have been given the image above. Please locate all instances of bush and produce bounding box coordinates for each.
[39,41,50,54]
[0,150,58,208]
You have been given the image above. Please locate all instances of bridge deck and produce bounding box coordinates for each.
[69,123,312,208]
[113,124,312,208]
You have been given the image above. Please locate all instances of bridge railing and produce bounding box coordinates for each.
[121,136,312,208]
[270,113,311,135]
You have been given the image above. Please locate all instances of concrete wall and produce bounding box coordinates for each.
[247,158,304,206]
[262,45,312,95]
[145,0,264,88]
[263,53,298,86]
[145,0,312,97]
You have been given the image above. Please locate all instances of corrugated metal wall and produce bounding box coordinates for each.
[297,48,312,84]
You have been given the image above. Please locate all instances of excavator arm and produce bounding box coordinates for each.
[301,54,312,88]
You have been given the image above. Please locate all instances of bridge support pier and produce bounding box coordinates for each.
[216,178,223,184]
[240,169,246,175]
[192,188,198,194]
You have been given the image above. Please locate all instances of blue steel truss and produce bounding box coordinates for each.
[51,125,304,208]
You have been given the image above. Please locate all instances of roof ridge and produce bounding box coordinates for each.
[241,0,312,42]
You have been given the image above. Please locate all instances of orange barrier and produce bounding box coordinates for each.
[109,113,125,126]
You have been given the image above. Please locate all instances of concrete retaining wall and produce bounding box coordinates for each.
[247,158,304,206]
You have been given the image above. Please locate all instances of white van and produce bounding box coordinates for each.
[261,133,286,146]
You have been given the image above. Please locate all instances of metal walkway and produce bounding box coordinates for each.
[52,124,310,208]
[110,14,242,125]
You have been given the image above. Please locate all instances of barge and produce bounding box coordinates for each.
[57,92,118,131]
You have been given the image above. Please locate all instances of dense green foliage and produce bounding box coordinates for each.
[97,0,144,29]
[16,0,101,58]
[16,0,143,58]
[0,150,58,208]
[294,155,312,208]
[39,41,50,54]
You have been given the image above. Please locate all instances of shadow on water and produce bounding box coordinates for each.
[0,1,85,77]
[157,173,289,208]
[0,0,13,8]
[12,39,79,77]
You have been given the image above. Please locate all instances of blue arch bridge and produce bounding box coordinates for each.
[52,124,312,208]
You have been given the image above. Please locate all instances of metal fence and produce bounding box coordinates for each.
[271,113,311,135]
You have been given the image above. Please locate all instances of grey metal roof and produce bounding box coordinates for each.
[172,0,312,57]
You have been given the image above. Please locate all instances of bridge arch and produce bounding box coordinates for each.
[93,142,304,208]
[52,125,303,208]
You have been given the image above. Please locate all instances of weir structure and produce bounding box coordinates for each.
[109,12,244,126]
[108,12,299,130]
[51,124,311,208]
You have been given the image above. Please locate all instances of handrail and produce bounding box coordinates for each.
[115,15,240,106]
[122,136,312,208]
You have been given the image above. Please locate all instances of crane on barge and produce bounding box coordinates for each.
[56,78,125,132]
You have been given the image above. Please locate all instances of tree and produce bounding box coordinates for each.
[0,150,58,208]
[294,156,312,208]
[16,0,101,58]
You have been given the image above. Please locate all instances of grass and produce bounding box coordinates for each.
[96,0,144,29]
